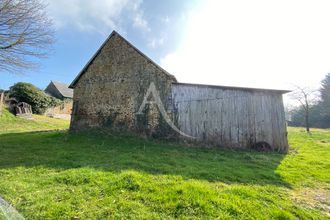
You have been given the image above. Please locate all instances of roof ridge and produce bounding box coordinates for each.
[52,80,69,86]
[113,31,176,80]
[172,82,291,94]
[69,30,176,88]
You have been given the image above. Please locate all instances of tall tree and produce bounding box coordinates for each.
[9,82,60,114]
[320,73,330,116]
[0,0,54,73]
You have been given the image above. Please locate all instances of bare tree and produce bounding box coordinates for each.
[289,86,318,132]
[0,0,54,73]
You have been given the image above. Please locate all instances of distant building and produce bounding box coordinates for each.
[45,81,73,100]
[45,81,73,120]
[69,31,289,152]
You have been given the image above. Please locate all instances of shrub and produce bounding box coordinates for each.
[9,82,61,114]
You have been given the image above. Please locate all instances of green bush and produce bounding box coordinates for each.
[9,82,61,114]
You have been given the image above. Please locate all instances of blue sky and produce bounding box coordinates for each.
[1,0,197,90]
[1,0,330,97]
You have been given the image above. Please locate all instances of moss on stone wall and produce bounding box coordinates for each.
[70,32,177,139]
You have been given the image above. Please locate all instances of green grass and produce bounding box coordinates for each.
[0,108,329,219]
[0,108,69,134]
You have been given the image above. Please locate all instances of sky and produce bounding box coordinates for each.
[1,0,330,102]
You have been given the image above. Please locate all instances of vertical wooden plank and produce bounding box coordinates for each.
[0,92,4,115]
[171,84,287,151]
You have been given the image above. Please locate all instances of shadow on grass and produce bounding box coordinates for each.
[0,130,290,187]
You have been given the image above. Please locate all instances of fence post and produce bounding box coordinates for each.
[0,92,4,115]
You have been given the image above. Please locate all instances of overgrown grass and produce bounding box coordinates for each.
[0,109,329,219]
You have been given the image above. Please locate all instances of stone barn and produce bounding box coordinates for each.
[69,31,289,152]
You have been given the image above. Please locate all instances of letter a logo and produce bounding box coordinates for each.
[136,82,195,138]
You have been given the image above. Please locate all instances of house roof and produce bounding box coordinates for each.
[69,30,176,88]
[172,82,291,94]
[49,81,73,98]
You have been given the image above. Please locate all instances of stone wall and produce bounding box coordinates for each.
[45,100,72,120]
[70,33,177,136]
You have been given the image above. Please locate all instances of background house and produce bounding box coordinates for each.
[45,80,73,100]
[45,81,73,119]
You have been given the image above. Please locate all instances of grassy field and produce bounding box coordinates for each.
[0,109,329,219]
[0,108,69,134]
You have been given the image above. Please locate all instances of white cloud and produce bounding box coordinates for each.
[162,16,170,24]
[133,12,150,32]
[160,0,330,93]
[47,0,149,34]
[148,37,164,49]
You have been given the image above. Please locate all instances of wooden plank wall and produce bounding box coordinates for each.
[171,84,288,152]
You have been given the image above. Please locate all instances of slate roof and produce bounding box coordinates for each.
[46,81,73,99]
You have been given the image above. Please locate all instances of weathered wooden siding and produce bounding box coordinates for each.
[171,84,288,152]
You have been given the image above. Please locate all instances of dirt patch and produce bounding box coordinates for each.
[291,187,330,217]
[48,114,71,120]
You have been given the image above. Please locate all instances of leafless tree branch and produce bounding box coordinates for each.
[0,0,54,74]
[289,85,319,132]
